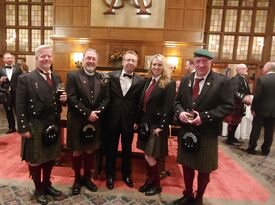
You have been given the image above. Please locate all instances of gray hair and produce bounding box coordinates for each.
[35,45,53,59]
[264,61,275,72]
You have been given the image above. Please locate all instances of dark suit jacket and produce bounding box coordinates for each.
[140,78,176,131]
[66,69,110,151]
[105,70,145,131]
[252,73,275,118]
[0,65,23,91]
[16,70,63,133]
[224,74,251,124]
[175,71,234,136]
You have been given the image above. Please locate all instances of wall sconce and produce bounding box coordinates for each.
[167,56,179,70]
[73,52,83,69]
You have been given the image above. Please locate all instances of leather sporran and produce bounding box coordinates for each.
[179,129,200,153]
[42,124,59,146]
[138,122,150,142]
[80,124,96,143]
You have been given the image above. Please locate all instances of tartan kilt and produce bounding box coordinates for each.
[67,112,101,152]
[137,129,168,159]
[177,133,218,173]
[21,119,61,164]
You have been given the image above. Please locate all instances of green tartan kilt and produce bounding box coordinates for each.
[137,129,168,159]
[177,133,218,173]
[21,119,61,164]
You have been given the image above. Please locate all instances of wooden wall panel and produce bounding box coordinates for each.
[53,53,70,70]
[167,0,186,8]
[73,7,89,26]
[185,0,206,8]
[165,31,203,42]
[109,29,143,40]
[54,27,90,38]
[90,28,110,39]
[166,10,184,29]
[55,0,73,4]
[183,10,205,29]
[143,30,163,41]
[73,0,89,6]
[55,6,72,25]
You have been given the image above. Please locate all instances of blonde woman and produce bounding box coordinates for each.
[137,54,176,196]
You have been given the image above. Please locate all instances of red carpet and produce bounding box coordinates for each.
[0,133,269,202]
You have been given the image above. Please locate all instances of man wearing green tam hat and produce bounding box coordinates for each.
[174,48,234,205]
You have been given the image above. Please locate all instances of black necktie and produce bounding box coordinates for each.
[123,73,133,79]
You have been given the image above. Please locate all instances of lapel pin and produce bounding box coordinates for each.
[207,82,210,86]
[35,82,38,89]
[84,80,86,84]
[188,80,191,87]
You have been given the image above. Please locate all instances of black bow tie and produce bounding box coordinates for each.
[5,65,12,69]
[123,73,133,79]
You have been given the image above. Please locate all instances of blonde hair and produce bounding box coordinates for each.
[148,54,171,88]
[123,50,138,61]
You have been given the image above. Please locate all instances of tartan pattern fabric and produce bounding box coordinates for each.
[21,119,61,164]
[177,131,218,173]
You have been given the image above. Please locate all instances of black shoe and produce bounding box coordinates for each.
[246,147,256,155]
[160,170,171,179]
[173,195,194,205]
[106,177,114,190]
[44,186,62,197]
[5,128,16,134]
[262,150,269,156]
[138,181,153,192]
[122,176,134,188]
[34,191,48,205]
[226,139,240,146]
[145,186,162,196]
[72,179,82,195]
[83,177,97,192]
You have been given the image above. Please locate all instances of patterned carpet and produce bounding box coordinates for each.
[0,184,171,205]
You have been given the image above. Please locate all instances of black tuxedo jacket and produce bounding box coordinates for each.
[16,70,62,134]
[0,65,23,91]
[105,70,145,131]
[252,73,275,118]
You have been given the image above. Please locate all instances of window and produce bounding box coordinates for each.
[4,0,53,59]
[205,0,273,63]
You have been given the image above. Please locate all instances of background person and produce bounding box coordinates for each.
[104,51,145,190]
[246,61,275,155]
[16,45,67,205]
[0,52,23,133]
[224,64,252,145]
[66,48,110,195]
[137,54,175,196]
[174,49,233,205]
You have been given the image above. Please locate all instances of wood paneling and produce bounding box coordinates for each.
[55,0,73,5]
[185,0,206,8]
[73,0,88,6]
[167,0,186,8]
[183,10,205,29]
[55,6,72,25]
[90,28,110,39]
[54,27,90,38]
[165,30,203,42]
[73,7,89,26]
[166,10,184,29]
[143,30,163,41]
[109,28,143,40]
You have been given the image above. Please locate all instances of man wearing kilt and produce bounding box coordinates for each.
[174,49,234,205]
[66,49,110,195]
[224,64,252,145]
[16,45,67,205]
[137,54,175,196]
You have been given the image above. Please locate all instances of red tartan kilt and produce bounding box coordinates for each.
[223,114,242,125]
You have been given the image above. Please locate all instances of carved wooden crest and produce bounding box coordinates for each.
[103,0,152,15]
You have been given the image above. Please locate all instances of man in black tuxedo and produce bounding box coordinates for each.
[224,64,252,145]
[247,62,275,155]
[104,51,145,189]
[0,52,23,133]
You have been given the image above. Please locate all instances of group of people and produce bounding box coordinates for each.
[223,62,275,157]
[1,45,274,205]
